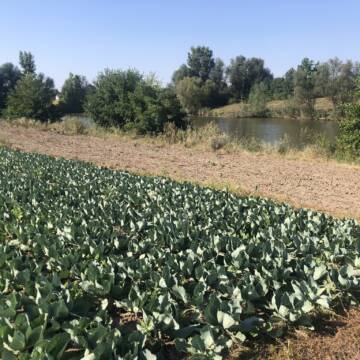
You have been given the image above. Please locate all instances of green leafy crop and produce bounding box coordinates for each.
[0,148,359,359]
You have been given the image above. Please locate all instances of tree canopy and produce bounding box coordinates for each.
[171,46,359,116]
[294,58,318,117]
[59,73,91,114]
[5,73,57,121]
[85,69,186,133]
[1,47,359,131]
[0,63,21,113]
[4,52,56,121]
[19,51,36,75]
[187,46,215,81]
[337,76,360,156]
[226,56,273,101]
[172,47,229,112]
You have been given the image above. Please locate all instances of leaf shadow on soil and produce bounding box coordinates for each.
[229,307,360,360]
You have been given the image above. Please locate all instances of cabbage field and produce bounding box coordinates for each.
[0,148,360,359]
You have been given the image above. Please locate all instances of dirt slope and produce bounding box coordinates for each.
[1,124,360,220]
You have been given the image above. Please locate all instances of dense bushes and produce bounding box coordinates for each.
[0,52,187,133]
[58,73,91,114]
[337,77,360,157]
[1,52,57,121]
[1,48,360,138]
[172,47,229,114]
[172,47,360,118]
[337,104,360,157]
[85,69,187,133]
[247,82,269,117]
[5,73,57,121]
[0,63,21,113]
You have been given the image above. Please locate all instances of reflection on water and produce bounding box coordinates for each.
[192,117,339,148]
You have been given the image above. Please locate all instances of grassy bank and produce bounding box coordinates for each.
[2,116,358,166]
[208,97,335,119]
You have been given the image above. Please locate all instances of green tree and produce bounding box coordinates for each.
[59,73,90,114]
[316,58,357,110]
[0,63,21,113]
[187,46,215,81]
[5,73,57,121]
[85,69,186,133]
[208,58,229,106]
[201,79,218,107]
[248,82,269,116]
[156,87,187,130]
[209,58,225,88]
[270,77,287,100]
[85,69,144,127]
[337,77,360,156]
[172,47,229,108]
[175,77,205,114]
[172,64,190,84]
[314,62,330,98]
[227,56,273,100]
[284,68,295,97]
[294,58,317,118]
[131,86,187,133]
[19,51,36,75]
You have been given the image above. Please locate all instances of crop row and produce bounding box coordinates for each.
[0,148,359,359]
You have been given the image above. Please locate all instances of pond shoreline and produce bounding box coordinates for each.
[191,116,340,148]
[200,113,338,121]
[205,97,346,121]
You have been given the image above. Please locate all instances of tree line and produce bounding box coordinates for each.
[172,46,360,118]
[0,52,187,133]
[0,48,359,133]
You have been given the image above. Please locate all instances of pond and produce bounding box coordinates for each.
[192,117,340,148]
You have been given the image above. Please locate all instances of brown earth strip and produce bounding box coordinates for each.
[233,308,360,360]
[227,308,360,359]
[1,124,360,220]
[273,309,360,360]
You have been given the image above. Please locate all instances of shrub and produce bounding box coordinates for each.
[58,73,91,115]
[337,104,360,157]
[5,73,57,121]
[282,98,300,118]
[310,134,336,158]
[210,134,229,151]
[85,69,187,134]
[248,82,269,117]
[62,116,93,135]
[175,76,204,114]
[0,63,21,114]
[274,135,289,154]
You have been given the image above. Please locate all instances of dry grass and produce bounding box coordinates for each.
[0,135,12,149]
[314,97,333,111]
[266,97,332,112]
[209,101,249,117]
[209,97,335,118]
[224,307,360,360]
[1,116,356,166]
[2,116,138,140]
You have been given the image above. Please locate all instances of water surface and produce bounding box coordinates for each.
[192,117,340,148]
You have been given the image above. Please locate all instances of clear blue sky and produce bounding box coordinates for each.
[1,0,359,88]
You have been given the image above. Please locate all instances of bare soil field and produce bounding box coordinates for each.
[1,124,360,220]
